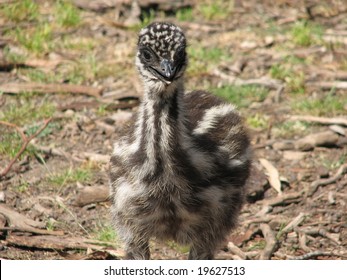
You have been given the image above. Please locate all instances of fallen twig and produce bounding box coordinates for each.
[60,249,122,260]
[0,58,62,71]
[308,68,347,81]
[213,68,283,90]
[295,130,339,151]
[281,212,306,233]
[306,81,347,90]
[31,144,110,164]
[80,152,110,163]
[298,232,311,252]
[289,115,347,127]
[58,100,101,111]
[262,191,303,207]
[287,251,346,260]
[30,143,71,159]
[0,204,63,236]
[102,89,141,100]
[259,223,278,260]
[0,82,102,98]
[0,118,52,178]
[227,242,247,260]
[5,235,119,253]
[308,163,347,196]
[244,215,288,228]
[74,0,193,12]
[179,21,223,33]
[298,227,341,245]
[253,140,276,150]
[105,101,140,110]
[0,0,16,4]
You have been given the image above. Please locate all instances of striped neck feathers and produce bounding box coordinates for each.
[132,79,190,178]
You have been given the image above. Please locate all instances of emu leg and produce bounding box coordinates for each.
[125,240,150,260]
[188,245,214,260]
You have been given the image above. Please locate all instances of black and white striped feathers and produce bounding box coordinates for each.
[109,22,251,260]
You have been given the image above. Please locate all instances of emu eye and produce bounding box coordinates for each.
[174,47,186,63]
[142,49,152,61]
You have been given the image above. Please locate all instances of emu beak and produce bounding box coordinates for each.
[160,59,175,81]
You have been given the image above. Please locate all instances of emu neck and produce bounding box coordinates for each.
[136,81,188,177]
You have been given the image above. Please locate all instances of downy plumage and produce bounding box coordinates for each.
[109,22,251,259]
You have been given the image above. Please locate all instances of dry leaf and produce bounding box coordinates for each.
[259,158,282,195]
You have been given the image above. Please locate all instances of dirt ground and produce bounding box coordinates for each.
[0,0,346,260]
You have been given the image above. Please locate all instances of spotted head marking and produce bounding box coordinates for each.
[138,22,186,58]
[136,22,188,86]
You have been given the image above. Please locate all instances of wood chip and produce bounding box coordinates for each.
[81,152,110,163]
[74,185,110,207]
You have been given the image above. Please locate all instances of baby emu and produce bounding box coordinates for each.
[109,22,251,260]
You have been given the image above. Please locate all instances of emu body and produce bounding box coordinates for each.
[109,22,251,259]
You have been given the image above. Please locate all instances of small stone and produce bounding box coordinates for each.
[264,36,274,46]
[328,191,336,205]
[240,40,257,49]
[110,111,133,126]
[64,109,75,118]
[317,166,329,178]
[0,191,5,202]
